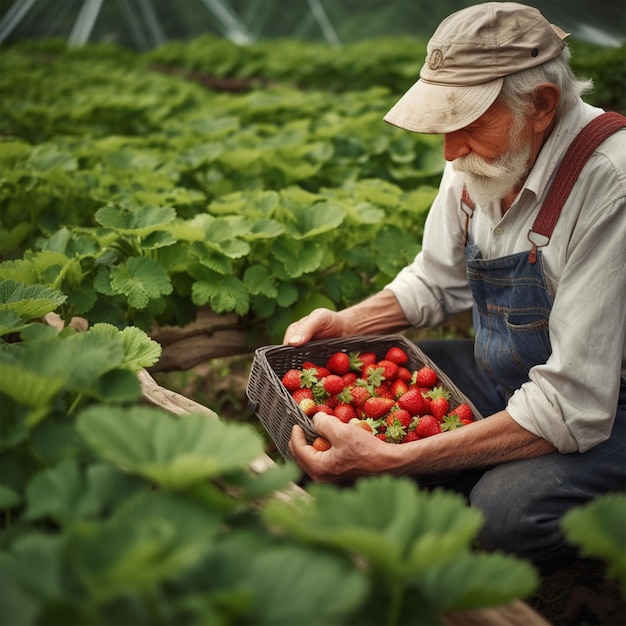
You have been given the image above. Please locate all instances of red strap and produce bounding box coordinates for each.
[527,111,626,263]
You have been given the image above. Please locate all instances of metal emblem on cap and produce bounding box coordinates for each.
[428,49,444,70]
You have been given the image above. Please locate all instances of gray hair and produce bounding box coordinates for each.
[499,46,594,122]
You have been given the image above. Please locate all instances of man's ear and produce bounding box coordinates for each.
[531,83,560,132]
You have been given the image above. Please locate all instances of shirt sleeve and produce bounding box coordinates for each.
[507,160,626,453]
[386,163,474,327]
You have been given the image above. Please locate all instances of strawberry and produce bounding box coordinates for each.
[292,388,313,404]
[415,366,438,388]
[420,389,432,414]
[363,396,395,419]
[375,433,387,442]
[349,418,374,433]
[385,346,409,365]
[391,379,409,399]
[451,402,474,424]
[397,366,413,383]
[362,364,385,387]
[281,369,302,391]
[359,352,378,369]
[326,351,351,376]
[387,408,412,429]
[321,374,346,396]
[299,398,317,416]
[397,388,423,416]
[315,404,334,415]
[300,368,319,388]
[414,415,441,438]
[373,382,394,399]
[385,420,407,443]
[342,372,358,386]
[334,403,357,423]
[377,359,399,381]
[349,384,372,408]
[402,431,420,443]
[441,413,463,431]
[427,386,451,421]
[312,436,331,451]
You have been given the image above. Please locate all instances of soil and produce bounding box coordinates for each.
[529,559,625,626]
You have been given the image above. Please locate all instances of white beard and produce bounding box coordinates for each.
[452,136,532,208]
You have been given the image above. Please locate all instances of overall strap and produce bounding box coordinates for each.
[527,111,626,264]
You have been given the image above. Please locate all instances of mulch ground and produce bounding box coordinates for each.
[529,559,625,625]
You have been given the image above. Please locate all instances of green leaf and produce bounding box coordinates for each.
[272,239,324,278]
[109,256,173,309]
[562,494,626,590]
[418,551,539,611]
[25,459,142,525]
[243,264,277,298]
[283,201,346,240]
[192,274,249,315]
[88,323,162,370]
[67,490,222,602]
[76,406,264,490]
[0,484,20,510]
[0,534,64,626]
[0,279,67,320]
[246,546,368,626]
[264,475,483,577]
[94,203,177,235]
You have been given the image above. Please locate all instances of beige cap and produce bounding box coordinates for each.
[384,2,568,134]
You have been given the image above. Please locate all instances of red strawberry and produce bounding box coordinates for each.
[451,402,474,424]
[349,385,372,408]
[402,431,420,443]
[315,367,331,379]
[359,352,378,368]
[385,346,409,365]
[427,386,451,421]
[315,404,334,415]
[362,364,385,387]
[377,359,399,381]
[415,366,438,388]
[281,369,302,391]
[373,382,394,399]
[397,388,423,416]
[292,388,313,404]
[420,390,432,414]
[342,372,358,386]
[391,379,409,399]
[321,374,346,395]
[326,352,351,375]
[387,408,412,429]
[363,397,395,419]
[397,366,413,383]
[312,436,331,451]
[414,415,441,438]
[375,433,387,442]
[334,403,357,423]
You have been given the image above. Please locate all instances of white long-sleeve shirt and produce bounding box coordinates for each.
[386,99,626,453]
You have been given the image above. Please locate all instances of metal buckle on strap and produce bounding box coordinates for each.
[527,230,550,265]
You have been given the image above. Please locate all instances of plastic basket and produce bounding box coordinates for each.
[246,334,483,461]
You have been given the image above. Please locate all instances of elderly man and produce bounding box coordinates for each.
[283,2,625,569]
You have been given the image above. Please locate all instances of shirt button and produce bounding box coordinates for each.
[494,227,504,235]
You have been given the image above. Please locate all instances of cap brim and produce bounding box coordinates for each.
[383,77,504,134]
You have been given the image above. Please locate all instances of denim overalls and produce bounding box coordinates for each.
[463,112,626,397]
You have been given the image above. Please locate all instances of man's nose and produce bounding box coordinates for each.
[443,131,471,162]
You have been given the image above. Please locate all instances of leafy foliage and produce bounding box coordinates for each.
[0,320,539,624]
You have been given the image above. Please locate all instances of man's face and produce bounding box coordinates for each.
[445,99,533,207]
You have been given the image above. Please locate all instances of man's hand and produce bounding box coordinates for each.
[283,308,348,346]
[288,412,388,482]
